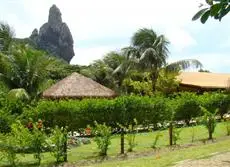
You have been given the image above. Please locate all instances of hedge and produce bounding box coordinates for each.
[21,95,169,130]
[20,92,230,131]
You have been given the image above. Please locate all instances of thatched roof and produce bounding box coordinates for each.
[177,72,230,89]
[43,72,117,99]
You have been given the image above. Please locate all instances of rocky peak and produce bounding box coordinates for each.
[30,28,38,39]
[48,5,62,27]
[29,5,75,63]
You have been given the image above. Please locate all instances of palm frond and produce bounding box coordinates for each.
[166,59,203,72]
[132,28,157,49]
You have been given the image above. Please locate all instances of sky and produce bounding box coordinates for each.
[1,0,230,73]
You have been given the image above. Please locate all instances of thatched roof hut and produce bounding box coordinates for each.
[43,72,117,99]
[177,72,230,91]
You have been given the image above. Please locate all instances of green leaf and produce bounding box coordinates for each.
[210,3,221,16]
[192,8,209,21]
[219,5,230,21]
[201,10,211,23]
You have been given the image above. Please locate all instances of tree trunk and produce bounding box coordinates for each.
[150,70,158,92]
[120,128,125,154]
[208,119,213,140]
[169,122,173,146]
[208,129,213,140]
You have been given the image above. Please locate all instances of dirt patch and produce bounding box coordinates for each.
[174,152,230,167]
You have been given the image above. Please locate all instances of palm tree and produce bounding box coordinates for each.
[121,28,202,91]
[0,44,59,98]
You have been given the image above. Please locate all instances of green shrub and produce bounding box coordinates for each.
[92,122,112,156]
[173,92,201,126]
[0,110,13,133]
[199,92,226,114]
[0,121,32,166]
[50,126,68,163]
[30,126,47,165]
[201,107,217,140]
[0,134,18,167]
[24,95,169,131]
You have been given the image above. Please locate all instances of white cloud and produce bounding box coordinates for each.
[165,28,197,52]
[71,46,116,65]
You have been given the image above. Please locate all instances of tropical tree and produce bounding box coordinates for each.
[155,69,179,95]
[193,0,230,23]
[119,28,202,91]
[81,51,133,93]
[131,29,169,91]
[81,59,115,88]
[0,45,59,98]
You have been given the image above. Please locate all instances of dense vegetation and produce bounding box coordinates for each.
[0,21,229,166]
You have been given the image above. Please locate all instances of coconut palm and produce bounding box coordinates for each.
[121,28,202,91]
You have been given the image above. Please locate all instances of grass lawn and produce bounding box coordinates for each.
[0,122,229,166]
[93,137,230,167]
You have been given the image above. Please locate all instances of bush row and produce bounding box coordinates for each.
[21,95,169,131]
[20,92,230,131]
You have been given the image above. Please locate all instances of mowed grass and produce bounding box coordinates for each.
[0,122,229,166]
[92,137,230,167]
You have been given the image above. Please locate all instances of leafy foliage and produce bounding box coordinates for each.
[155,70,179,95]
[201,107,217,140]
[122,72,153,95]
[30,125,47,165]
[0,110,13,133]
[199,92,228,113]
[7,88,30,102]
[92,122,112,156]
[50,126,68,163]
[0,45,61,98]
[172,127,182,145]
[193,0,230,23]
[0,121,32,166]
[173,92,202,125]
